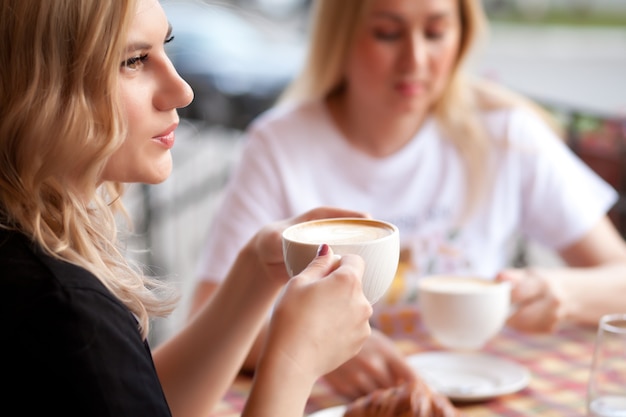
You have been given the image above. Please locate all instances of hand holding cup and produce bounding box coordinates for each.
[282,218,400,304]
[265,244,373,379]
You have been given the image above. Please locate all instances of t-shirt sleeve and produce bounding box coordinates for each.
[194,125,288,283]
[512,109,618,249]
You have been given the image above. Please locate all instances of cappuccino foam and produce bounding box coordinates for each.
[284,219,393,245]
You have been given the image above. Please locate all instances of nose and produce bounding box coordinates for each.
[399,33,428,73]
[155,58,194,111]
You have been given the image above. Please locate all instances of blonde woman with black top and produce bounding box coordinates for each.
[0,1,373,416]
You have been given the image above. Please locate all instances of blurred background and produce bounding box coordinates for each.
[127,0,626,344]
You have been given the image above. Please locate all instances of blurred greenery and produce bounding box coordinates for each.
[484,1,626,28]
[571,114,603,133]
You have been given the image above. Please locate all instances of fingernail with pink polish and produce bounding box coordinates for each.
[317,243,329,256]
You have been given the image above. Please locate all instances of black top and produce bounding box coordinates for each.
[0,228,172,416]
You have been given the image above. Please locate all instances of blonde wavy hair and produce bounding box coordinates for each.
[0,0,178,339]
[280,0,560,219]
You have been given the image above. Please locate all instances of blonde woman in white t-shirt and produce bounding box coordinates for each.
[190,0,626,400]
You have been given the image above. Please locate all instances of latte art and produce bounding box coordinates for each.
[282,217,400,304]
[283,219,393,244]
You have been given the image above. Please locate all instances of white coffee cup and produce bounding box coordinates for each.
[418,275,512,350]
[282,218,400,304]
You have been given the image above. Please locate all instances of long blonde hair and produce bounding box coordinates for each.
[280,0,560,219]
[0,0,178,338]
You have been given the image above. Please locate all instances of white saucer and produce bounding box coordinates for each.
[406,351,531,402]
[308,353,529,416]
[308,405,346,417]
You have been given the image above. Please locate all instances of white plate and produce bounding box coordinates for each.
[308,405,346,417]
[307,353,530,416]
[406,351,531,402]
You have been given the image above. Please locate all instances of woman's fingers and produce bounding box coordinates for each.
[498,268,563,332]
[267,248,372,379]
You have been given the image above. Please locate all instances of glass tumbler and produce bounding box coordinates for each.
[587,313,626,417]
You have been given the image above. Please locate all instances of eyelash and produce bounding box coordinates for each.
[375,31,402,41]
[374,30,445,42]
[426,31,445,40]
[123,53,149,69]
[121,35,175,69]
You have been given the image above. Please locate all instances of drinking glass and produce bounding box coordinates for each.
[587,313,626,417]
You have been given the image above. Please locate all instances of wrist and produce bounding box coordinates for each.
[256,344,319,392]
[236,239,284,295]
[244,346,317,417]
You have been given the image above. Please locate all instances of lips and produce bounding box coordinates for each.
[395,81,425,97]
[153,123,178,149]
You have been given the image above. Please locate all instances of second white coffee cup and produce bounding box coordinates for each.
[282,218,400,304]
[418,275,512,350]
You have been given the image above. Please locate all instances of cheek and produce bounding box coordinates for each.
[347,39,391,85]
[121,90,143,133]
[438,47,459,74]
[101,143,130,183]
[99,104,142,183]
[431,42,460,89]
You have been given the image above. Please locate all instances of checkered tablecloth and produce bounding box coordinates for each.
[209,315,598,417]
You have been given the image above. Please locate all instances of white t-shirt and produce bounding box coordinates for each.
[195,100,616,311]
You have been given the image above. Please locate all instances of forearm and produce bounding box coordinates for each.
[543,262,626,325]
[153,242,282,417]
[242,320,269,371]
[242,344,317,417]
[188,280,269,373]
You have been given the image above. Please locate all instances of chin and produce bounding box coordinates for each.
[394,101,427,116]
[140,166,172,185]
[144,177,169,185]
[150,170,173,185]
[150,157,173,184]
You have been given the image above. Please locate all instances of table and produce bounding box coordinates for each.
[209,315,599,417]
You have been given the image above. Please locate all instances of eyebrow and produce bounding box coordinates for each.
[372,11,403,23]
[372,10,452,22]
[125,23,173,52]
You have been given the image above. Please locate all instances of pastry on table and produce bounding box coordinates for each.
[343,378,463,417]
